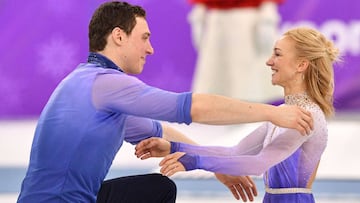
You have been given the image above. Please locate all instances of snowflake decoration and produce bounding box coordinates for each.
[36,35,78,79]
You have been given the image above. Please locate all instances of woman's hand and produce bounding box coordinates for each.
[159,152,186,176]
[135,137,171,159]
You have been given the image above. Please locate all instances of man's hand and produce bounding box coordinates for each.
[215,173,257,202]
[272,105,313,135]
[135,137,171,159]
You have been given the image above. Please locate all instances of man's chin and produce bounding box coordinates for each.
[130,67,144,75]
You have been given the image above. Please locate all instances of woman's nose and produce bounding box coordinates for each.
[266,58,273,66]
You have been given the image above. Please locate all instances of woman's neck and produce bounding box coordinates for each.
[283,86,307,96]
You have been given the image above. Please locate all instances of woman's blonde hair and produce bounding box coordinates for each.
[283,27,341,117]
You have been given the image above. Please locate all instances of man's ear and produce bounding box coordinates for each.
[111,27,125,45]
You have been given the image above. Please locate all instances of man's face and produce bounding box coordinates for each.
[120,17,154,74]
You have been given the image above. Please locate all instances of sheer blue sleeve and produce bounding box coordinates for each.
[174,123,313,176]
[172,123,269,156]
[123,115,162,145]
[92,73,192,124]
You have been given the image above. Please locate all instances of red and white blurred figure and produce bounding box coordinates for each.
[189,0,284,102]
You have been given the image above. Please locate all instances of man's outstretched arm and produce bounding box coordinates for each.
[191,93,313,135]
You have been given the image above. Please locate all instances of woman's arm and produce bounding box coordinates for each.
[161,128,310,176]
[134,123,259,201]
[171,123,269,157]
[135,122,268,159]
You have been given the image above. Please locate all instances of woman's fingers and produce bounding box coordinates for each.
[159,153,185,176]
[160,162,184,176]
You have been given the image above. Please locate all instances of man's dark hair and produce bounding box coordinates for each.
[88,1,146,52]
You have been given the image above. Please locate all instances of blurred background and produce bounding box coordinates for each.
[1,0,359,202]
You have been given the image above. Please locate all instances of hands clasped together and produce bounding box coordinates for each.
[135,137,186,175]
[135,137,258,201]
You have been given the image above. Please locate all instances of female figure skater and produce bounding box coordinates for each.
[136,27,341,202]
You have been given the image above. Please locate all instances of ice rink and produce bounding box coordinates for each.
[1,113,360,202]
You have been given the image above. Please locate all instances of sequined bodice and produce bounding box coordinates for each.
[285,92,315,108]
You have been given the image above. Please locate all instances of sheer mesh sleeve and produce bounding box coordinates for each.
[123,115,162,145]
[175,124,312,176]
[92,73,192,124]
[173,123,269,156]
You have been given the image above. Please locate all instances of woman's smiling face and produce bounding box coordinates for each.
[266,36,301,89]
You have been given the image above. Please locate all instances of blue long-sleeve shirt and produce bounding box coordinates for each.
[17,53,192,202]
